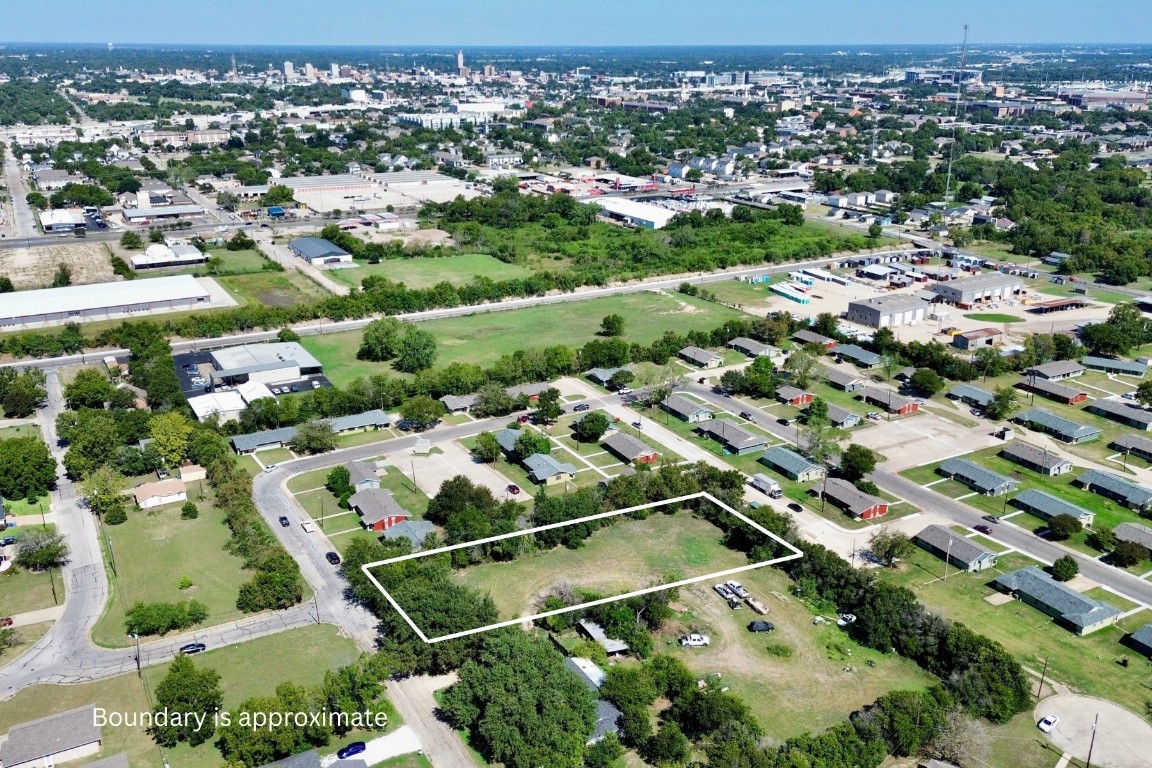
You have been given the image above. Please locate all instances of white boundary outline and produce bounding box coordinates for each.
[360,491,804,644]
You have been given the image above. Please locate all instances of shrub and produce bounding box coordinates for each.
[764,642,793,658]
[178,577,194,590]
[1047,514,1082,541]
[124,599,209,636]
[180,502,199,519]
[1051,556,1078,582]
[104,505,128,525]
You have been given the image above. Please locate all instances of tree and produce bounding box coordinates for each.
[799,418,841,466]
[804,397,829,425]
[1087,526,1117,553]
[573,412,611,443]
[1110,540,1150,568]
[473,432,502,464]
[1051,555,1079,582]
[608,369,635,391]
[1047,514,1082,541]
[0,436,57,501]
[984,386,1018,420]
[533,387,564,423]
[261,184,296,206]
[276,328,300,343]
[909,367,945,397]
[974,346,1007,380]
[289,421,338,454]
[50,263,72,288]
[149,412,193,467]
[149,229,166,244]
[1136,379,1152,408]
[14,529,69,571]
[81,465,126,520]
[357,318,403,361]
[64,367,115,410]
[180,502,199,520]
[868,222,883,240]
[643,722,690,765]
[2,386,38,419]
[600,314,625,337]
[839,444,877,482]
[514,430,551,460]
[150,655,222,747]
[325,466,352,496]
[25,191,48,209]
[399,395,445,430]
[120,231,144,250]
[869,529,914,567]
[879,353,903,382]
[784,349,818,388]
[394,327,438,373]
[472,384,516,417]
[0,276,14,293]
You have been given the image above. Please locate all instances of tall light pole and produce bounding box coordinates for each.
[1036,655,1050,698]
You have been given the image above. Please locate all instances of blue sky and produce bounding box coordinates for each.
[4,0,1151,46]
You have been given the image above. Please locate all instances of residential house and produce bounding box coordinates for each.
[440,393,479,413]
[349,488,411,532]
[698,420,769,455]
[947,383,995,408]
[678,346,723,368]
[859,387,919,416]
[0,705,103,768]
[662,394,713,423]
[601,432,659,465]
[564,657,624,744]
[1086,399,1152,431]
[229,410,393,453]
[792,330,838,349]
[1013,408,1102,444]
[524,453,578,486]
[493,427,524,454]
[776,385,813,407]
[1113,522,1152,553]
[1012,489,1095,527]
[133,479,187,510]
[260,750,322,768]
[1021,377,1088,405]
[1026,360,1085,381]
[938,458,1018,496]
[835,344,881,369]
[992,566,1121,635]
[913,524,998,572]
[728,337,779,357]
[999,442,1074,476]
[826,403,861,428]
[577,619,628,655]
[381,520,436,549]
[1075,470,1152,511]
[1081,356,1147,377]
[1125,624,1152,659]
[1111,433,1152,462]
[759,446,825,482]
[348,460,380,491]
[587,366,629,386]
[823,367,863,392]
[822,478,888,519]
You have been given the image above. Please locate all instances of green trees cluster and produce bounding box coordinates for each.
[1080,303,1152,357]
[357,317,438,372]
[0,368,46,419]
[151,655,222,747]
[423,475,520,556]
[0,436,57,502]
[124,599,208,636]
[0,81,74,124]
[13,529,69,571]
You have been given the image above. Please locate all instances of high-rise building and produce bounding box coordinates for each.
[304,63,316,79]
[483,65,497,78]
[330,63,339,79]
[456,50,465,71]
[284,61,295,79]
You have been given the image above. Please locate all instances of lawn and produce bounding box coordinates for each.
[204,248,269,274]
[254,446,295,465]
[0,624,361,768]
[449,509,749,623]
[217,271,330,308]
[0,567,63,616]
[327,253,535,290]
[300,291,749,387]
[878,544,1152,714]
[0,423,40,440]
[0,620,52,667]
[92,495,251,648]
[964,312,1026,323]
[694,279,778,311]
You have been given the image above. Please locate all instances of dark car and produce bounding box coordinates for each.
[982,514,1000,524]
[747,621,775,633]
[325,551,341,565]
[974,524,993,535]
[278,516,290,528]
[337,742,367,760]
[0,536,16,546]
[179,642,207,655]
[787,503,803,513]
[507,484,521,495]
[739,411,755,422]
[777,418,791,426]
[572,403,591,412]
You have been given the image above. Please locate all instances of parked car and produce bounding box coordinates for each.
[726,597,744,610]
[745,597,770,614]
[787,502,803,513]
[726,580,750,599]
[1037,714,1059,733]
[740,411,755,422]
[747,620,775,633]
[970,408,984,416]
[337,742,367,760]
[777,417,791,426]
[325,551,341,565]
[179,642,206,655]
[866,412,882,420]
[507,484,521,495]
[714,583,734,599]
[974,524,993,535]
[278,516,290,528]
[517,415,531,424]
[680,633,710,647]
[0,536,16,546]
[289,384,299,392]
[311,380,321,389]
[837,613,857,627]
[982,514,1000,524]
[271,388,281,395]
[572,403,591,412]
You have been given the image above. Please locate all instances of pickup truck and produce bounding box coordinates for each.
[301,520,317,533]
[680,633,711,648]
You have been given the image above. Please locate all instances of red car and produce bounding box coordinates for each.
[974,524,993,535]
[507,484,521,495]
[517,415,531,424]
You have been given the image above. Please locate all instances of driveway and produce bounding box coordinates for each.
[385,674,478,768]
[327,725,422,768]
[1035,694,1152,768]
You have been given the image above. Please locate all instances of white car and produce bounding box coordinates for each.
[1037,714,1059,733]
[726,580,751,599]
[680,633,711,647]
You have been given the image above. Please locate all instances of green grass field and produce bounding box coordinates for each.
[0,624,361,768]
[328,253,535,290]
[0,620,52,667]
[964,312,1025,323]
[218,271,330,308]
[205,248,268,274]
[0,423,41,440]
[0,567,63,616]
[302,291,749,387]
[450,510,747,622]
[93,494,251,647]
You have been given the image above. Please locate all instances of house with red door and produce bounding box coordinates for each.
[349,488,411,532]
[776,385,814,407]
[821,478,889,520]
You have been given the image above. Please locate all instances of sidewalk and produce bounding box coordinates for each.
[7,605,64,627]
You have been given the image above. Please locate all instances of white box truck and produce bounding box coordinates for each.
[751,473,783,499]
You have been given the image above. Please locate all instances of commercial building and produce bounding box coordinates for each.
[288,237,354,265]
[0,705,103,768]
[999,442,1074,476]
[187,381,274,423]
[39,209,86,232]
[0,274,211,329]
[843,294,930,328]
[582,197,678,229]
[133,479,188,510]
[130,243,207,270]
[122,204,205,222]
[952,328,1002,350]
[930,273,1024,306]
[1014,408,1101,444]
[1086,399,1152,431]
[992,566,1120,635]
[1012,489,1095,527]
[913,524,998,572]
[209,342,323,387]
[759,446,824,482]
[822,478,887,519]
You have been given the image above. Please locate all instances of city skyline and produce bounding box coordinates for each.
[3,0,1152,47]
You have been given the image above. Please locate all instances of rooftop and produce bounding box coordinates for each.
[939,457,1018,493]
[914,524,997,565]
[698,419,767,450]
[289,236,351,260]
[1015,408,1102,441]
[0,705,102,767]
[211,341,322,373]
[848,294,931,312]
[662,394,712,418]
[1114,522,1152,550]
[1013,488,1095,521]
[761,446,822,476]
[523,452,578,482]
[993,566,1121,631]
[1077,469,1152,507]
[822,478,886,516]
[835,344,881,366]
[1087,398,1152,426]
[948,383,995,406]
[0,274,209,323]
[601,431,657,461]
[1027,360,1086,379]
[999,441,1073,471]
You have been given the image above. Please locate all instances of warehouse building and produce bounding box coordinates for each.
[0,274,211,329]
[843,294,931,328]
[130,242,207,270]
[122,203,205,222]
[39,209,86,232]
[930,273,1024,306]
[288,237,354,265]
[209,342,323,387]
[583,197,679,229]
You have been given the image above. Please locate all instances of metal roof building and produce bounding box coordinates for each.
[834,344,882,368]
[993,566,1121,635]
[844,294,931,328]
[0,274,211,329]
[1114,522,1152,551]
[999,442,1074,475]
[1026,360,1085,381]
[1012,488,1095,526]
[1014,408,1102,444]
[1076,469,1152,510]
[122,203,205,220]
[1112,433,1152,462]
[938,457,1018,496]
[288,237,353,264]
[931,272,1025,305]
[760,446,825,481]
[948,383,995,407]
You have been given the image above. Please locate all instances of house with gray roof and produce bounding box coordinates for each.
[524,453,578,485]
[578,619,628,655]
[662,394,713,423]
[1026,360,1085,381]
[506,382,553,400]
[826,403,861,429]
[601,432,659,464]
[494,427,523,454]
[1125,623,1152,658]
[859,386,919,416]
[1014,408,1102,444]
[347,459,380,490]
[440,393,479,413]
[835,344,882,369]
[0,705,103,768]
[1013,489,1095,527]
[679,346,723,368]
[948,383,995,408]
[999,442,1074,476]
[822,478,888,519]
[1075,469,1152,511]
[728,337,779,357]
[260,749,323,768]
[349,488,411,532]
[913,524,998,572]
[1114,522,1152,552]
[698,419,768,455]
[587,366,629,385]
[792,330,838,349]
[564,657,623,744]
[823,366,863,391]
[382,520,437,549]
[760,446,825,482]
[229,409,393,453]
[82,755,130,768]
[1082,356,1147,377]
[1112,433,1152,462]
[1086,399,1152,431]
[1021,376,1088,405]
[938,458,1019,496]
[777,385,813,407]
[992,566,1121,635]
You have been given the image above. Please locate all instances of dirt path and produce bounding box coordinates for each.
[385,673,479,768]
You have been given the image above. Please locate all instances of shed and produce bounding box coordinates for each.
[577,619,629,655]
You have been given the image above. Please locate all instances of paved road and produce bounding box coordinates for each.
[386,673,478,768]
[2,150,36,239]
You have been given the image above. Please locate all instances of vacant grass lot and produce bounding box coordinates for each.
[0,620,52,668]
[218,271,329,308]
[0,423,40,440]
[93,494,250,647]
[451,510,748,623]
[301,291,749,387]
[328,253,535,290]
[0,567,62,616]
[0,624,361,768]
[879,545,1152,714]
[964,312,1025,323]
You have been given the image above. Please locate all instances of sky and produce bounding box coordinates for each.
[4,0,1152,47]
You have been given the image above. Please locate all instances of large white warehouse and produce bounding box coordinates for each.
[0,275,211,329]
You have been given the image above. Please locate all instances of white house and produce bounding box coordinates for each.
[133,478,188,510]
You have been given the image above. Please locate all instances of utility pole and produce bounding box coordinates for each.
[132,631,141,677]
[943,538,953,581]
[1036,655,1050,697]
[48,566,58,605]
[1086,713,1099,768]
